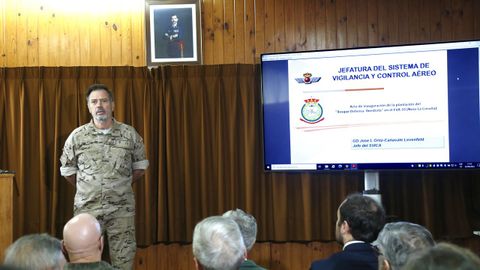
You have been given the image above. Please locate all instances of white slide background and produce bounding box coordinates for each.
[288,50,450,164]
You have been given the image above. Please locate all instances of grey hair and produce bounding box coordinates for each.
[223,209,257,251]
[192,216,246,270]
[404,242,480,270]
[375,222,435,270]
[3,233,65,270]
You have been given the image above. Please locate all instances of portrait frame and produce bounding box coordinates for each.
[145,0,202,65]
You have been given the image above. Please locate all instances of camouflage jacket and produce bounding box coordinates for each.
[60,119,149,218]
[63,261,116,270]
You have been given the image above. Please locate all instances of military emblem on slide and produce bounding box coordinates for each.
[300,98,324,124]
[295,72,321,84]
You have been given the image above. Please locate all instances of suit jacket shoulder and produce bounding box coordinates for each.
[310,243,378,270]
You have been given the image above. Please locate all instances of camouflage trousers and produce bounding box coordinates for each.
[97,215,136,270]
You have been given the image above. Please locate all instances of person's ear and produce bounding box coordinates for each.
[99,235,104,252]
[61,240,70,262]
[61,240,66,253]
[381,257,390,270]
[193,257,203,270]
[340,220,350,234]
[111,101,115,112]
[87,100,93,114]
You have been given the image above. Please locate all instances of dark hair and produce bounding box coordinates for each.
[85,84,114,102]
[339,193,386,242]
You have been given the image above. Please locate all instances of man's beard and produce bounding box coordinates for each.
[94,114,108,122]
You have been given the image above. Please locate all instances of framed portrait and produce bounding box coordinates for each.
[145,0,202,65]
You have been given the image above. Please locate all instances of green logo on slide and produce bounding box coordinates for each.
[300,98,324,124]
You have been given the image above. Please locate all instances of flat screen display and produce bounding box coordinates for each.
[261,40,480,171]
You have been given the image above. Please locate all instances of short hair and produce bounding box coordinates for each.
[339,193,386,243]
[404,242,480,270]
[223,209,257,251]
[192,216,246,270]
[85,84,114,102]
[375,222,435,270]
[3,233,65,270]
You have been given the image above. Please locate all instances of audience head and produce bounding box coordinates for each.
[62,213,103,263]
[375,221,435,270]
[223,208,257,251]
[336,193,386,244]
[192,216,246,270]
[3,233,66,270]
[404,242,480,270]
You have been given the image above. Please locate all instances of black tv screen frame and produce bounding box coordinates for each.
[261,40,480,172]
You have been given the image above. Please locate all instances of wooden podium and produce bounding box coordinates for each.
[0,173,15,260]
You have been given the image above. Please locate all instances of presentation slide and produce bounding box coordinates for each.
[288,50,450,164]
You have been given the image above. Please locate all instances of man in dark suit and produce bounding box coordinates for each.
[310,193,386,270]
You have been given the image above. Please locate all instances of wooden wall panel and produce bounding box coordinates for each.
[16,0,28,66]
[476,0,480,37]
[244,0,255,63]
[2,0,480,66]
[223,0,235,63]
[325,0,337,49]
[418,0,431,42]
[441,0,454,41]
[131,2,145,66]
[234,0,245,62]
[0,0,5,67]
[201,0,213,64]
[356,0,369,47]
[315,0,327,50]
[45,3,61,65]
[37,2,50,65]
[346,0,358,48]
[121,9,134,65]
[100,9,114,66]
[302,0,316,51]
[408,0,420,42]
[336,0,347,49]
[283,0,294,52]
[253,0,265,58]
[386,0,399,44]
[68,10,81,65]
[249,242,271,269]
[377,0,388,44]
[367,0,379,45]
[397,0,410,43]
[88,10,102,67]
[453,0,474,40]
[428,0,443,41]
[263,0,275,53]
[212,0,224,64]
[26,1,40,66]
[273,0,285,52]
[292,0,305,52]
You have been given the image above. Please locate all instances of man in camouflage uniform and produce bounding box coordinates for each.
[60,84,149,270]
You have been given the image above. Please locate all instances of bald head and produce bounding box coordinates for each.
[63,213,103,261]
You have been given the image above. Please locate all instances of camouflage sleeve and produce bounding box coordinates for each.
[60,132,78,176]
[132,129,149,170]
